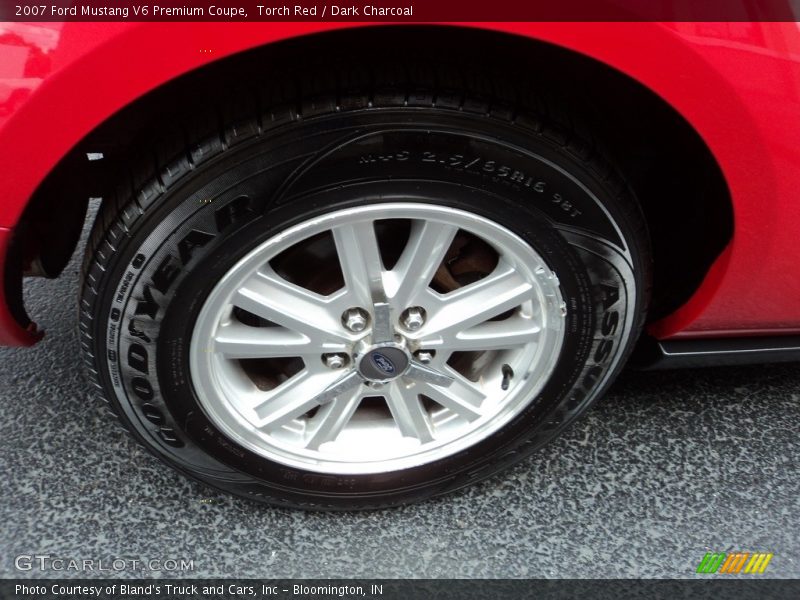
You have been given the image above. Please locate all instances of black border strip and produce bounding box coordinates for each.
[2,0,800,22]
[3,579,800,600]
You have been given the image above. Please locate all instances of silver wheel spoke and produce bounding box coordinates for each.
[386,382,435,442]
[372,301,393,344]
[214,322,313,359]
[416,375,485,422]
[332,220,386,306]
[308,370,362,407]
[405,362,454,387]
[421,264,534,339]
[387,220,458,306]
[304,389,363,450]
[253,370,343,430]
[235,267,347,346]
[429,317,542,352]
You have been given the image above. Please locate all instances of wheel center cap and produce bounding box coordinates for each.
[357,345,410,382]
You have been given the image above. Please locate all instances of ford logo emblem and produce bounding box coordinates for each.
[371,352,395,375]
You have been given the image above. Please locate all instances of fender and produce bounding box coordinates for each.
[1,22,799,345]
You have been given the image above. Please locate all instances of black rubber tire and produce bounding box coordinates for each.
[80,65,651,510]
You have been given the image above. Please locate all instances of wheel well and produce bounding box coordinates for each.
[16,25,732,325]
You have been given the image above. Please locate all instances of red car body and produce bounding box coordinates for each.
[1,21,799,350]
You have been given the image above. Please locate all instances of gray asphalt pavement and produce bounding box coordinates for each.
[1,203,798,579]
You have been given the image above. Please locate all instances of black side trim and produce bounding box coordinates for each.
[632,335,800,370]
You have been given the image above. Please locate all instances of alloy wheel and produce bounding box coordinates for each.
[190,203,567,474]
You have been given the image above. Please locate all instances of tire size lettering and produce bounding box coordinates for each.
[115,272,134,303]
[358,150,410,164]
[359,150,582,218]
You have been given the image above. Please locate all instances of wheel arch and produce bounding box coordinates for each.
[2,23,736,343]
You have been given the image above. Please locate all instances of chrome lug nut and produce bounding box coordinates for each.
[401,306,426,331]
[323,353,348,369]
[342,307,369,332]
[414,350,435,364]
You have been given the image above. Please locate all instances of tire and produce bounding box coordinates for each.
[80,65,650,510]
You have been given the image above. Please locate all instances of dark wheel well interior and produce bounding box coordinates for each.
[14,25,732,328]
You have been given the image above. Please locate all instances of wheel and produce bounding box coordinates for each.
[80,68,649,509]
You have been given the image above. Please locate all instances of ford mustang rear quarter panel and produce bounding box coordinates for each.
[1,21,799,345]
